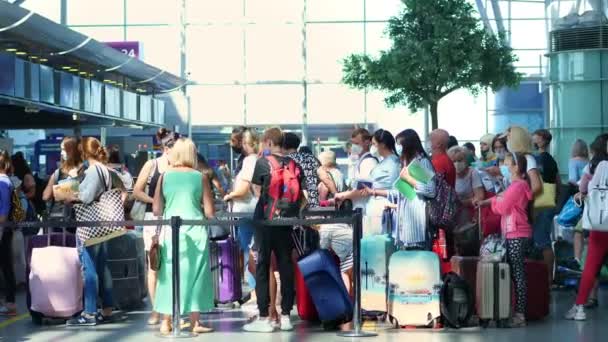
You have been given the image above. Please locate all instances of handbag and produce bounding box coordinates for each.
[149,227,161,272]
[583,162,608,231]
[479,234,506,262]
[556,195,584,227]
[73,166,127,246]
[534,182,557,210]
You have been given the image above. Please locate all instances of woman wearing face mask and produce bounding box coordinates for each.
[334,129,400,234]
[448,146,485,210]
[42,137,84,232]
[132,128,177,326]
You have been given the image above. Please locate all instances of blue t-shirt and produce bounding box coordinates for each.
[568,159,588,184]
[0,175,12,217]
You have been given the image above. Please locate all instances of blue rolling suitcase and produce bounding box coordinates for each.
[298,249,353,328]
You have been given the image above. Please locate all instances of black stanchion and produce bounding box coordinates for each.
[337,208,377,338]
[160,216,195,339]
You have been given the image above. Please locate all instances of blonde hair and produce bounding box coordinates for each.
[508,126,532,154]
[447,146,467,161]
[242,129,259,154]
[80,137,108,163]
[169,138,198,168]
[319,151,337,167]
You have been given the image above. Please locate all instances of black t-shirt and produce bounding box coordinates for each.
[251,154,306,220]
[536,152,559,184]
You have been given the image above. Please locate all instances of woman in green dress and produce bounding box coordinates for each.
[153,138,215,335]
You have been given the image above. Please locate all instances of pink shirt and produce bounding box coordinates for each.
[491,179,533,239]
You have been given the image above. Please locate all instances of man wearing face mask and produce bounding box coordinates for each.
[479,134,497,164]
[349,128,379,189]
[231,126,248,175]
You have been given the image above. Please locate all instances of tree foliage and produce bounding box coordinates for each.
[342,0,521,130]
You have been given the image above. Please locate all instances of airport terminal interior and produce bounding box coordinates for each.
[1,0,608,341]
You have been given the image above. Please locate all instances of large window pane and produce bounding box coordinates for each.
[246,0,302,23]
[365,0,404,21]
[126,26,180,75]
[247,85,303,125]
[509,19,547,50]
[306,0,363,22]
[186,0,242,23]
[514,50,545,69]
[246,25,302,81]
[308,84,364,124]
[189,86,244,125]
[68,0,124,25]
[366,22,391,58]
[437,90,488,141]
[496,1,546,20]
[367,90,424,135]
[187,26,243,83]
[72,26,125,42]
[126,0,179,24]
[23,0,61,23]
[307,23,363,83]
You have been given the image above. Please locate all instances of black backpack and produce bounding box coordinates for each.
[440,272,473,329]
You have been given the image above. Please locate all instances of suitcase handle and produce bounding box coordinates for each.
[45,227,68,247]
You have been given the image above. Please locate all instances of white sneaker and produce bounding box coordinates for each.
[564,305,586,321]
[243,317,275,333]
[279,315,293,331]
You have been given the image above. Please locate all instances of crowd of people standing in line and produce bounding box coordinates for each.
[0,123,607,332]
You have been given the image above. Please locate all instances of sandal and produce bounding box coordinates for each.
[147,312,160,325]
[160,322,172,335]
[192,324,214,334]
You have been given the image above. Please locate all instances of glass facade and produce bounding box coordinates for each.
[19,0,550,143]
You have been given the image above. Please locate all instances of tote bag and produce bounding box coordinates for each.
[534,182,557,210]
[74,165,127,246]
[583,161,608,231]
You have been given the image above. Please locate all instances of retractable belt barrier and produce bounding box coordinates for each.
[0,208,376,338]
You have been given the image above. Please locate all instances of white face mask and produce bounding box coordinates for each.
[396,144,403,156]
[61,150,68,161]
[370,145,380,158]
[496,150,506,161]
[454,161,467,174]
[351,144,363,156]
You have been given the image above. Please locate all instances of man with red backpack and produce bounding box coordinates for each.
[244,127,307,333]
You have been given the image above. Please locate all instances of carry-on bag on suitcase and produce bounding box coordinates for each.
[360,234,394,314]
[298,249,353,328]
[476,262,511,327]
[387,251,442,328]
[26,229,82,324]
[106,231,147,309]
[524,260,550,321]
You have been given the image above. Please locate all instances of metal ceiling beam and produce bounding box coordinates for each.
[490,0,507,40]
[474,0,494,34]
[11,0,27,6]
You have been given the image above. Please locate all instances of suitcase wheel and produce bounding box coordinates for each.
[30,311,43,325]
[480,319,490,329]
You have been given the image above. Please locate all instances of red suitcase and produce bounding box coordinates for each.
[450,256,479,305]
[524,260,550,321]
[294,253,319,321]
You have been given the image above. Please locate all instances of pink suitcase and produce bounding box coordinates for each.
[27,232,83,323]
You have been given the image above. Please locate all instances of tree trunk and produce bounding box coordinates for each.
[430,102,439,130]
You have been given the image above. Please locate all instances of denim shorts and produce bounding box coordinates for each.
[533,208,556,250]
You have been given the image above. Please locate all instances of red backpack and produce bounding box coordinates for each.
[264,156,302,219]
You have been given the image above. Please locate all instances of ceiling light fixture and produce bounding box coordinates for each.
[5,48,17,52]
[15,51,27,56]
[39,58,48,62]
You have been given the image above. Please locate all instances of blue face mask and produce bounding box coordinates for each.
[262,149,271,157]
[395,145,403,156]
[500,165,510,181]
[83,160,90,168]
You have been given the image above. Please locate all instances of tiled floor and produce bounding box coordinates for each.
[1,289,606,342]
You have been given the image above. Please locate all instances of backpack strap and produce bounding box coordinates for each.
[266,155,281,171]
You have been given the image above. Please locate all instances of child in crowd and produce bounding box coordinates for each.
[475,152,533,328]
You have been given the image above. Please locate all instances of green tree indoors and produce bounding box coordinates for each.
[342,0,521,130]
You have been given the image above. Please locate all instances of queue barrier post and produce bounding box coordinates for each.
[337,208,377,338]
